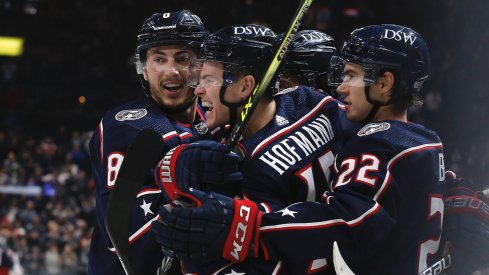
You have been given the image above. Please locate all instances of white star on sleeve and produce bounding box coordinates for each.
[140,199,154,216]
[278,208,297,218]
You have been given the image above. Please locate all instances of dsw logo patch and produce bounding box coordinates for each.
[234,26,274,36]
[382,29,417,45]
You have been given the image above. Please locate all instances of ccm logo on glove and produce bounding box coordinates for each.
[223,200,260,262]
[232,205,251,260]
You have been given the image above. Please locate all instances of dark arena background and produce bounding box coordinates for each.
[0,0,488,274]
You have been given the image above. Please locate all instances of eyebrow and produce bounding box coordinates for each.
[148,50,192,56]
[201,73,217,80]
[343,68,357,75]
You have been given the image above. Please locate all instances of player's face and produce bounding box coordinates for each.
[194,61,247,129]
[336,62,373,122]
[193,61,230,129]
[143,45,197,111]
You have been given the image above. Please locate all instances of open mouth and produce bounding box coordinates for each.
[340,97,351,106]
[201,101,214,113]
[341,99,352,110]
[161,83,184,91]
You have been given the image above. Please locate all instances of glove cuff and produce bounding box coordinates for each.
[445,192,489,224]
[222,199,259,262]
[157,144,203,207]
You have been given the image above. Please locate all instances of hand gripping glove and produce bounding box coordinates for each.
[443,171,489,274]
[151,188,262,264]
[155,140,243,206]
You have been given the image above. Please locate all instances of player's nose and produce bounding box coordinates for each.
[163,60,180,76]
[194,84,205,96]
[336,81,348,95]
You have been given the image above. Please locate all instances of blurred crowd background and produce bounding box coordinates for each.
[0,0,488,274]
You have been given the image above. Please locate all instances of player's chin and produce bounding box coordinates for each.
[205,115,219,130]
[207,109,228,130]
[159,97,191,111]
[203,107,215,126]
[346,110,362,123]
[205,119,217,130]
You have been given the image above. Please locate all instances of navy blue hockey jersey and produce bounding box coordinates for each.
[256,120,445,274]
[183,86,358,274]
[88,97,206,275]
[240,87,354,212]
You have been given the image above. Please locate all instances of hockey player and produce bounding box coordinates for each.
[279,29,338,95]
[151,24,356,274]
[87,10,209,275]
[153,24,446,275]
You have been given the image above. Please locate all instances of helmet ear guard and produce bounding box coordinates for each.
[134,53,150,93]
[134,53,145,75]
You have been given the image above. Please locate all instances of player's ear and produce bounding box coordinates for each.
[240,75,255,97]
[378,71,394,97]
[143,66,149,81]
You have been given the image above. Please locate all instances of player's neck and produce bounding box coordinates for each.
[373,105,407,122]
[242,96,276,138]
[168,103,197,124]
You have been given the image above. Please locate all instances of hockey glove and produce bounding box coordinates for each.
[155,140,243,206]
[443,171,489,274]
[151,188,262,263]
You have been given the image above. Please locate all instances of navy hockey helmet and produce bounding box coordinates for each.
[333,24,430,97]
[193,24,278,86]
[135,10,209,94]
[283,30,337,89]
[136,10,209,60]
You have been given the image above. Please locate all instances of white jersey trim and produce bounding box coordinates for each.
[260,202,381,232]
[136,188,161,198]
[162,131,178,141]
[108,215,159,252]
[251,96,334,157]
[373,142,443,201]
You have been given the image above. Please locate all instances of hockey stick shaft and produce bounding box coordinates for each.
[227,0,314,148]
[333,241,355,275]
[105,129,167,275]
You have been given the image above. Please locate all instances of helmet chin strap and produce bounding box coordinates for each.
[361,85,381,126]
[361,82,400,125]
[219,85,249,139]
